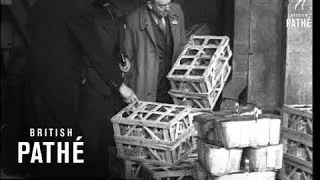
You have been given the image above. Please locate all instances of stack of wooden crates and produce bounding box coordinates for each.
[167,35,232,111]
[110,101,198,179]
[280,104,312,180]
[193,108,284,180]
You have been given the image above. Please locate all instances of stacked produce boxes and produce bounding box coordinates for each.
[193,108,283,180]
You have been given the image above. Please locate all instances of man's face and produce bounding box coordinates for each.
[147,0,171,18]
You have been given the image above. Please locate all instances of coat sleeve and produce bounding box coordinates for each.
[123,17,137,90]
[66,9,123,89]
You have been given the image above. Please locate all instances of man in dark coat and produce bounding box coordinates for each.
[124,0,186,103]
[26,0,137,178]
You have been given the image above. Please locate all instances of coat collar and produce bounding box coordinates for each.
[139,4,179,30]
[139,4,180,60]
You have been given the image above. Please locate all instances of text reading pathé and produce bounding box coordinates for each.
[18,128,84,164]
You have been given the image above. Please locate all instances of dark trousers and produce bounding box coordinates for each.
[78,82,125,179]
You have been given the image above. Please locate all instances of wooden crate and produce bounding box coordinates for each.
[281,104,312,163]
[114,129,197,166]
[140,158,196,180]
[108,147,142,179]
[167,35,232,95]
[194,112,281,148]
[197,140,243,176]
[196,161,277,180]
[280,158,312,180]
[241,144,283,172]
[111,101,194,144]
[280,104,312,180]
[169,65,231,111]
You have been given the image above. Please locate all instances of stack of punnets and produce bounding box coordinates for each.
[280,104,312,180]
[167,35,232,111]
[111,101,198,179]
[193,107,284,180]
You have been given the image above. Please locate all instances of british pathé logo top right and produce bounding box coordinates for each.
[294,0,307,10]
[287,0,312,28]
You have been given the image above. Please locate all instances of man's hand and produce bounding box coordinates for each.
[119,83,138,104]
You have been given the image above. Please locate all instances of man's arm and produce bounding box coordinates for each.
[123,17,137,89]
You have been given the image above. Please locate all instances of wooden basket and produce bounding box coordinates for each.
[111,101,194,144]
[193,106,255,139]
[195,112,281,148]
[169,65,231,111]
[140,158,196,180]
[167,35,232,95]
[280,104,313,180]
[242,144,283,172]
[197,140,243,176]
[114,129,197,166]
[196,161,277,180]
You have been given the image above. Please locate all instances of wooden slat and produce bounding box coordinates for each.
[148,148,163,161]
[114,136,172,150]
[113,123,121,136]
[143,126,160,141]
[283,155,313,174]
[287,166,298,178]
[163,129,173,162]
[120,156,173,167]
[115,129,195,150]
[305,146,313,162]
[124,125,137,137]
[283,106,312,119]
[306,118,313,133]
[282,127,312,147]
[112,119,169,129]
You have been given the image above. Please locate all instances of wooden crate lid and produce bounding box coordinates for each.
[111,101,192,126]
[167,35,232,81]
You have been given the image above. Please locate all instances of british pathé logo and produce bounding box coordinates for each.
[18,128,84,164]
[287,0,312,28]
[294,0,306,10]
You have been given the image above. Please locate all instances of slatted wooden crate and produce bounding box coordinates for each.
[108,147,142,179]
[111,101,194,145]
[168,65,231,110]
[167,35,232,95]
[194,112,281,148]
[140,157,196,180]
[196,161,277,180]
[114,129,196,167]
[280,104,312,180]
[280,158,312,180]
[241,144,283,172]
[197,140,243,176]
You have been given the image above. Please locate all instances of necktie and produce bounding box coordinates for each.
[158,18,166,34]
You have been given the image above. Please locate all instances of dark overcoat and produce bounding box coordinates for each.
[124,3,186,101]
[27,0,123,128]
